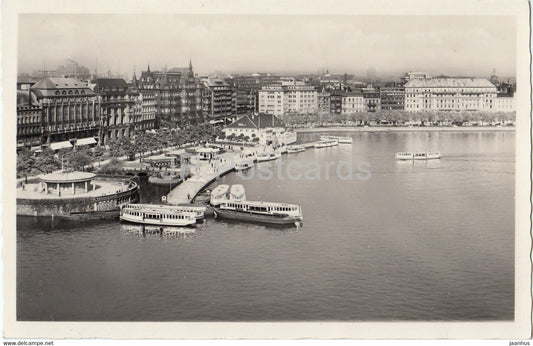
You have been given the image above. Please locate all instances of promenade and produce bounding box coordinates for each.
[295,126,516,133]
[166,151,242,204]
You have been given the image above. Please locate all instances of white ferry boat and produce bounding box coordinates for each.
[320,135,352,144]
[124,203,206,220]
[395,152,441,160]
[229,184,246,202]
[210,184,230,206]
[257,150,281,162]
[235,158,254,171]
[120,204,197,226]
[214,200,303,226]
[287,145,305,153]
[314,139,339,148]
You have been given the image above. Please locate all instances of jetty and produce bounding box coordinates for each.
[166,141,319,204]
[166,152,239,204]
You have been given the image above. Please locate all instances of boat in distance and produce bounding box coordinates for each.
[287,145,306,153]
[214,200,303,225]
[235,158,254,171]
[314,139,339,148]
[395,152,441,160]
[320,135,352,144]
[120,204,197,226]
[257,150,281,162]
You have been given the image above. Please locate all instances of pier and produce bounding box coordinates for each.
[166,152,239,204]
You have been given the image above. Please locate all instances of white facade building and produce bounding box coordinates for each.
[341,93,365,114]
[258,80,318,117]
[404,78,499,112]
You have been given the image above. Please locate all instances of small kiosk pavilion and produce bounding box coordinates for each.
[38,171,96,196]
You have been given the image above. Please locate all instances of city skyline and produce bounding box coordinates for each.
[18,14,516,79]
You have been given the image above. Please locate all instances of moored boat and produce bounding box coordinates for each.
[287,145,305,153]
[257,150,281,162]
[229,184,246,202]
[210,184,230,206]
[124,203,206,220]
[120,204,197,226]
[235,158,254,171]
[395,152,441,160]
[320,135,352,144]
[314,139,339,148]
[214,200,303,226]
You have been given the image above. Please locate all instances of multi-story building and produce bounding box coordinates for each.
[93,78,136,143]
[258,85,285,117]
[404,77,498,112]
[495,94,515,112]
[330,91,343,114]
[202,78,234,120]
[31,78,100,146]
[341,91,365,114]
[362,88,381,112]
[379,87,405,110]
[138,62,203,127]
[127,75,148,132]
[317,90,331,115]
[16,89,42,149]
[283,82,318,115]
[258,80,318,117]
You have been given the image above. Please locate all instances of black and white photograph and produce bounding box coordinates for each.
[2,0,531,343]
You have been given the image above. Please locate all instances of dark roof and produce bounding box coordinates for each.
[226,113,285,130]
[94,78,128,88]
[226,114,258,129]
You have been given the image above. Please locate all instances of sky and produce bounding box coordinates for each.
[17,14,516,79]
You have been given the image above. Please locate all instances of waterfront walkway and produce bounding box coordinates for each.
[166,152,241,204]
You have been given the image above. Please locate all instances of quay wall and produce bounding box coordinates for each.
[17,180,139,217]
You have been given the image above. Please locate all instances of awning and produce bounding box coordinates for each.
[76,137,97,146]
[50,141,73,151]
[31,146,43,153]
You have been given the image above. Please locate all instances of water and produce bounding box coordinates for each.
[17,131,515,321]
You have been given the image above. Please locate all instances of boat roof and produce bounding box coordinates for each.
[223,200,300,208]
[212,184,230,192]
[123,204,200,214]
[230,184,245,191]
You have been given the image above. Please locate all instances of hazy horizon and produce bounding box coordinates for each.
[18,14,516,79]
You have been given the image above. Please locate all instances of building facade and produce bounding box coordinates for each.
[93,78,135,143]
[404,78,498,112]
[17,90,42,149]
[341,92,365,114]
[258,81,318,117]
[31,78,100,145]
[258,85,285,116]
[202,78,234,120]
[362,88,381,112]
[317,90,331,115]
[379,87,405,110]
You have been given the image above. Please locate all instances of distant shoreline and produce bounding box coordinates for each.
[294,126,516,133]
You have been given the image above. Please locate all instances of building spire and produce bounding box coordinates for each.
[189,58,193,72]
[147,63,150,73]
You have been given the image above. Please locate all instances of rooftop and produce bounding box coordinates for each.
[39,170,96,183]
[404,78,496,88]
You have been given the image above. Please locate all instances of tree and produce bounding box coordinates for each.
[63,150,92,171]
[17,148,35,178]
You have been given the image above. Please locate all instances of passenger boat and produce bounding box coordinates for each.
[120,204,197,226]
[337,136,353,144]
[214,200,303,226]
[395,152,441,160]
[210,184,230,206]
[235,158,254,171]
[320,135,352,144]
[257,150,281,162]
[229,184,246,202]
[287,145,305,153]
[124,203,206,220]
[314,139,339,148]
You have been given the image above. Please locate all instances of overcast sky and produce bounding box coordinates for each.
[18,14,516,78]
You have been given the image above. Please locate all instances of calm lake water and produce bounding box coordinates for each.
[17,130,515,321]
